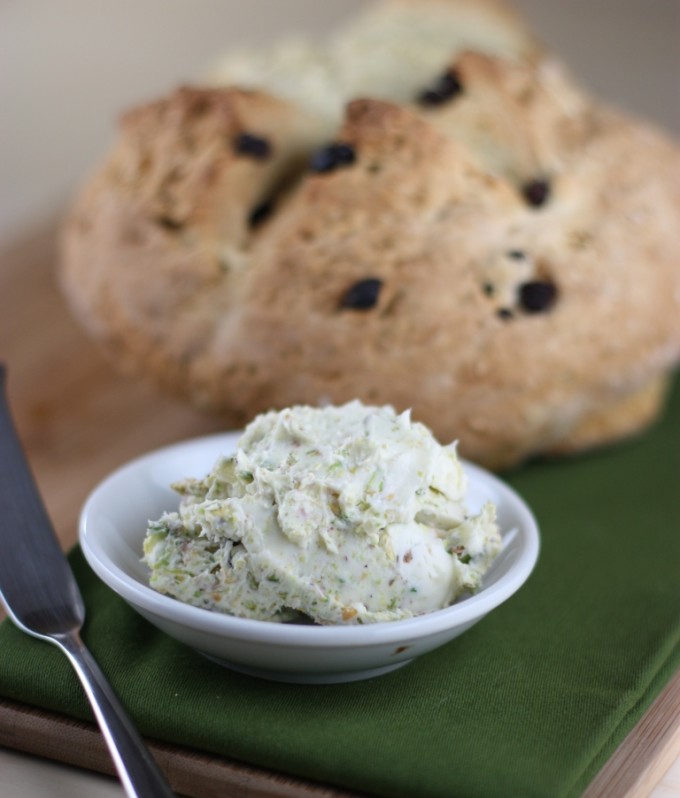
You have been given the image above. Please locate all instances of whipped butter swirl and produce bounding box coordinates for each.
[144,401,501,624]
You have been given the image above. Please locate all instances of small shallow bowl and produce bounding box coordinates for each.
[80,433,540,684]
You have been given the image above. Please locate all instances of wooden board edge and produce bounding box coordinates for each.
[0,698,365,798]
[582,667,680,798]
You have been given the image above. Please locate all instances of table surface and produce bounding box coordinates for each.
[2,1,680,793]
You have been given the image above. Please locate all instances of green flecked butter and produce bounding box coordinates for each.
[143,401,500,625]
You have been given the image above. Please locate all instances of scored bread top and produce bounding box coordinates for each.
[60,0,680,469]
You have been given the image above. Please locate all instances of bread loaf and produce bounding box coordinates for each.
[60,0,680,469]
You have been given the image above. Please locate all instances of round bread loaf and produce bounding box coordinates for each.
[60,0,680,469]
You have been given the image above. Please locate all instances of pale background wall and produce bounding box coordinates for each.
[1,0,679,245]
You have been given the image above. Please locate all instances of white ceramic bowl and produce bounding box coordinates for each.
[79,433,540,684]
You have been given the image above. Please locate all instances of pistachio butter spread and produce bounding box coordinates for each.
[143,402,501,624]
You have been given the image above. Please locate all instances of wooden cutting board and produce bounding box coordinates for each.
[0,221,678,797]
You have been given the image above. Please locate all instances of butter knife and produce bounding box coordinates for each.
[0,365,174,797]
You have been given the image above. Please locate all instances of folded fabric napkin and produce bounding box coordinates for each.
[1,378,679,798]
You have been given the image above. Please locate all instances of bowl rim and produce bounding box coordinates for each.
[79,432,540,648]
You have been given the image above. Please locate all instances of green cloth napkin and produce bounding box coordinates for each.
[1,380,679,798]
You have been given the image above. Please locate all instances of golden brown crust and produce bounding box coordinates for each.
[545,376,670,457]
[60,87,325,396]
[60,14,680,470]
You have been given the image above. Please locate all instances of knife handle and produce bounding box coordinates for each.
[55,630,176,798]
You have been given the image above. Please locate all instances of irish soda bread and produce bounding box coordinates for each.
[60,0,680,470]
